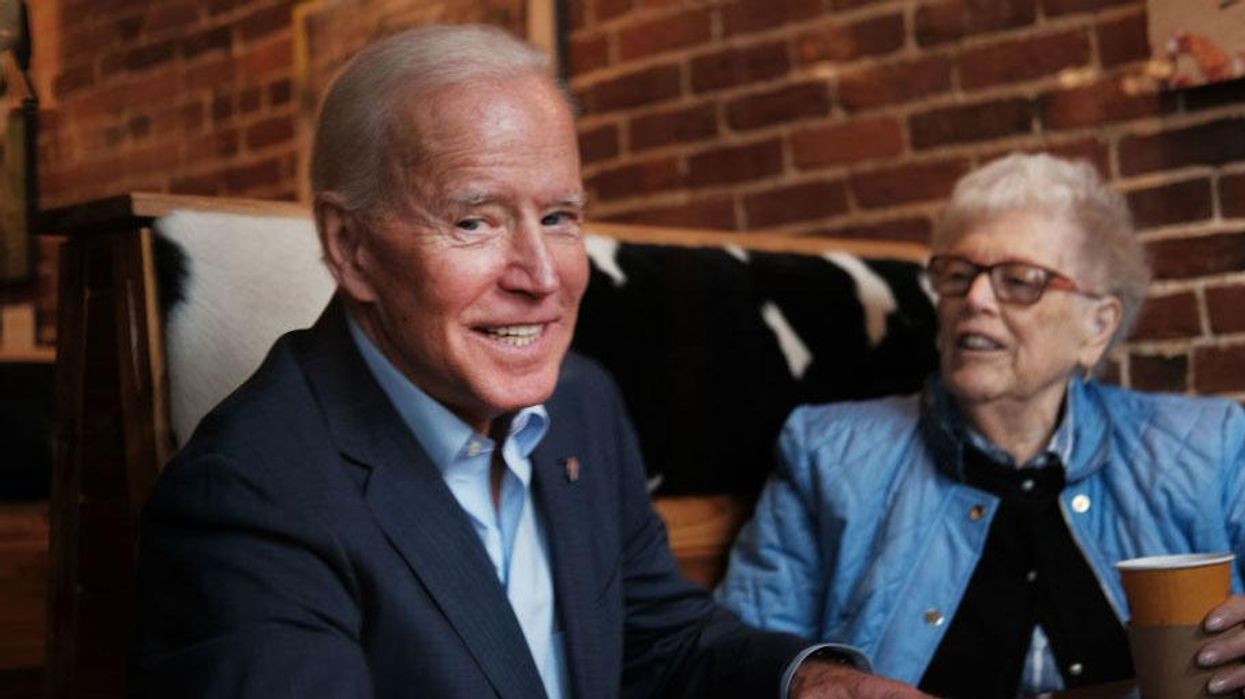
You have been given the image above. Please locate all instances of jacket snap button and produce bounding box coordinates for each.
[923,609,945,626]
[1069,662,1084,676]
[969,504,985,520]
[1071,494,1091,513]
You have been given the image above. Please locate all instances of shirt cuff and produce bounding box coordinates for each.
[779,643,872,699]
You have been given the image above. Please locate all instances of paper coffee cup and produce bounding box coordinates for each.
[1117,553,1235,698]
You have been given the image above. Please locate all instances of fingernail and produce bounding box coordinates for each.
[1199,650,1220,666]
[1208,677,1227,694]
[1207,614,1226,631]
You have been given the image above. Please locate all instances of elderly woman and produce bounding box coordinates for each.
[717,153,1245,697]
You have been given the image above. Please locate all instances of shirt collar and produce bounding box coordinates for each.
[345,313,549,474]
[921,374,1078,478]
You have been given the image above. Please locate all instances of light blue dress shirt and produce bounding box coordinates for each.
[347,317,568,699]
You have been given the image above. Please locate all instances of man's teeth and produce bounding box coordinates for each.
[960,334,1002,350]
[483,324,543,347]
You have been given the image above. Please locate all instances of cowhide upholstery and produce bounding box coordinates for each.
[155,211,936,497]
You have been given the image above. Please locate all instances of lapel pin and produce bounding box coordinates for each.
[563,456,580,483]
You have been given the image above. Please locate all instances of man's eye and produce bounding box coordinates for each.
[456,219,484,232]
[541,211,574,227]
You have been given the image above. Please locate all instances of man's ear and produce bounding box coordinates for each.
[1078,295,1123,370]
[315,194,379,304]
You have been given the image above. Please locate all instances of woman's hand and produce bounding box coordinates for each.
[1198,595,1245,694]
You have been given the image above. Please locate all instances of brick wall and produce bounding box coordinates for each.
[25,0,1245,399]
[568,0,1245,400]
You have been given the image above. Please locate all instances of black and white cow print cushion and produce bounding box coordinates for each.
[155,213,936,497]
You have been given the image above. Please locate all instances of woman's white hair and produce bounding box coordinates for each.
[311,24,556,218]
[932,152,1151,347]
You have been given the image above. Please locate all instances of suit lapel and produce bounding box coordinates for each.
[531,419,601,699]
[300,302,548,699]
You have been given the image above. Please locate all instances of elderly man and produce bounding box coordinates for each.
[134,25,927,699]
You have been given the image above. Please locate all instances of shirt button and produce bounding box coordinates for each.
[1020,478,1035,492]
[1071,494,1091,513]
[1026,570,1038,583]
[969,504,986,520]
[923,609,945,626]
[467,441,483,457]
[1069,662,1084,676]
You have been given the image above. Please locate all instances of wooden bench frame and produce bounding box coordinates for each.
[38,192,928,698]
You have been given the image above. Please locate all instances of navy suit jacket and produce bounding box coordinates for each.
[135,301,808,698]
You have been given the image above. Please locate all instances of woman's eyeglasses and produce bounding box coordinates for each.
[927,255,1100,305]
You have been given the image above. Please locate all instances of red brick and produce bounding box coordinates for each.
[123,39,178,72]
[568,0,586,30]
[910,98,1034,149]
[181,26,233,59]
[1221,173,1245,219]
[237,4,290,42]
[570,32,609,76]
[115,13,144,40]
[579,64,682,114]
[595,0,633,23]
[958,30,1090,90]
[722,0,822,37]
[1041,77,1176,131]
[605,196,739,230]
[1119,119,1245,176]
[209,0,251,17]
[587,157,682,201]
[124,142,183,177]
[1098,357,1122,386]
[816,217,933,243]
[744,179,849,228]
[618,8,711,62]
[630,103,718,151]
[687,138,784,187]
[1149,231,1245,280]
[690,41,790,94]
[268,79,292,106]
[185,56,236,89]
[225,157,284,193]
[830,0,892,8]
[916,0,1037,47]
[242,37,292,76]
[240,87,262,113]
[1130,352,1188,393]
[851,158,971,208]
[171,172,224,197]
[1207,285,1245,335]
[1126,178,1213,230]
[1096,10,1148,68]
[1042,0,1136,16]
[148,2,201,34]
[1194,344,1245,394]
[186,129,240,161]
[796,13,905,64]
[726,82,830,131]
[790,117,904,170]
[212,94,234,122]
[838,57,952,111]
[245,116,294,150]
[1131,291,1201,340]
[578,124,619,164]
[54,64,96,99]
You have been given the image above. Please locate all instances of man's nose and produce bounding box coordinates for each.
[501,219,560,295]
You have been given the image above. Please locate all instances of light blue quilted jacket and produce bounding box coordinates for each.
[716,377,1245,685]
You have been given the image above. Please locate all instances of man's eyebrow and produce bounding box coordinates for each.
[553,193,588,209]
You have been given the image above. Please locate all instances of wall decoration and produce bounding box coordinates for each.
[1150,0,1245,87]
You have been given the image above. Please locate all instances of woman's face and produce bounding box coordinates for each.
[935,209,1116,413]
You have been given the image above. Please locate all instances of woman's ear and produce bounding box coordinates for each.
[315,194,380,304]
[1078,295,1123,370]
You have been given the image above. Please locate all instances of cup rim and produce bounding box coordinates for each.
[1115,553,1235,571]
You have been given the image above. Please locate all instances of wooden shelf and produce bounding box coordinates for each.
[0,347,54,364]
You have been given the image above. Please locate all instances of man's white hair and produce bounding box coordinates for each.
[311,24,556,217]
[932,152,1151,347]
